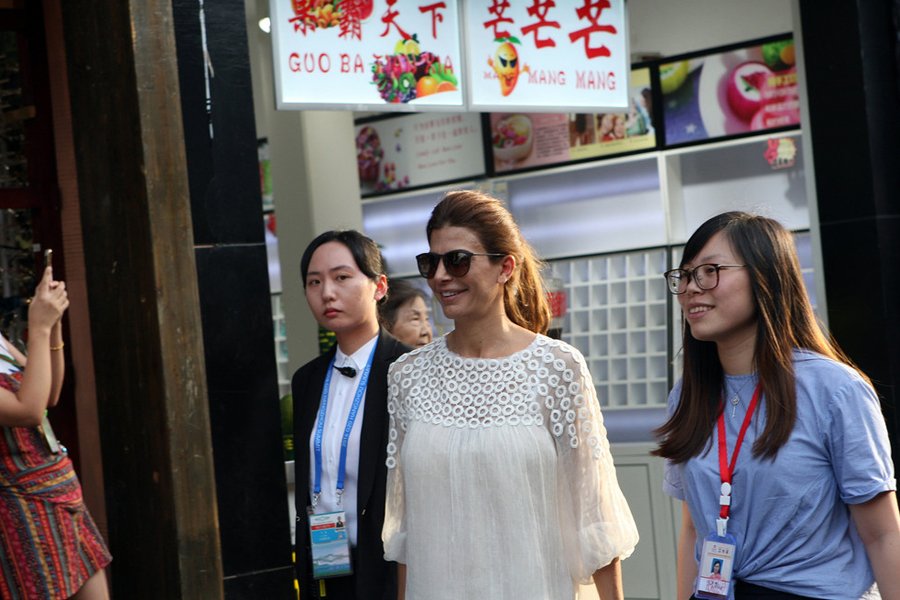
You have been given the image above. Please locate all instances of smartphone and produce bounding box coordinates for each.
[44,248,52,269]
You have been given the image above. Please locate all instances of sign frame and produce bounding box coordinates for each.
[269,0,468,112]
[462,0,632,114]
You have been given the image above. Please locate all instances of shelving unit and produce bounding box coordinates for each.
[271,294,291,399]
[549,249,669,409]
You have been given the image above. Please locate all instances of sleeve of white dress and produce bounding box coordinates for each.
[549,342,639,584]
[382,358,408,563]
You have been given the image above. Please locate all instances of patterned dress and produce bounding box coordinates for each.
[0,340,111,600]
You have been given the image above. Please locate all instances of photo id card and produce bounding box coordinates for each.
[695,532,736,600]
[307,510,352,579]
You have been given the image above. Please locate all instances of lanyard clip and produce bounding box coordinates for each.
[312,492,320,509]
[717,517,728,537]
[719,481,732,507]
[336,488,343,506]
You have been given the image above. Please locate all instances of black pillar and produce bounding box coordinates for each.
[61,0,223,597]
[172,1,295,597]
[799,0,900,474]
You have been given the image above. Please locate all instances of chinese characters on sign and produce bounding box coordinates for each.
[270,0,464,110]
[468,0,629,113]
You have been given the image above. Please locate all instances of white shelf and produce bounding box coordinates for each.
[550,248,669,410]
[271,294,291,400]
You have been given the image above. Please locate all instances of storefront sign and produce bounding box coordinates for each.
[662,36,799,145]
[270,0,465,111]
[465,0,629,113]
[490,67,654,173]
[355,112,485,196]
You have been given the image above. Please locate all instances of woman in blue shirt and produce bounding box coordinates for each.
[653,212,899,600]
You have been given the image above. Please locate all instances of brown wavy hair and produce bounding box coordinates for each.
[426,190,550,334]
[652,212,871,462]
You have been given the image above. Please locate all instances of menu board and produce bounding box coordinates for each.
[355,112,485,196]
[662,36,799,145]
[270,0,465,111]
[465,0,630,113]
[490,67,655,174]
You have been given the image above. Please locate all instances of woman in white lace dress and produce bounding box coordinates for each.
[383,190,639,600]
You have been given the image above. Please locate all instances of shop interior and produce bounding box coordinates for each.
[2,0,897,598]
[244,1,807,597]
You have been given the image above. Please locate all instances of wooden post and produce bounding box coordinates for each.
[59,1,224,598]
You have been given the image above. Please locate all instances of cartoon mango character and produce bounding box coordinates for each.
[489,38,527,96]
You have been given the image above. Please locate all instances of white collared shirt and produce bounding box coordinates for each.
[308,334,378,547]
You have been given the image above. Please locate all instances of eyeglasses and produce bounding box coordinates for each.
[415,250,506,279]
[663,264,746,295]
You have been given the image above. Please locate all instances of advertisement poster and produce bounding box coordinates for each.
[355,112,485,196]
[490,67,654,173]
[466,0,630,113]
[270,0,465,111]
[662,37,799,145]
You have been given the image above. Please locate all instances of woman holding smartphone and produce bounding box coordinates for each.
[0,265,112,600]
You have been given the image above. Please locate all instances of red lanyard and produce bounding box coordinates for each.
[717,382,762,521]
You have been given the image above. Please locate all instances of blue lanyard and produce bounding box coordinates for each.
[312,341,377,508]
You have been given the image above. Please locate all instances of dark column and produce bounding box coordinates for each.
[60,1,223,598]
[172,0,295,598]
[799,0,900,473]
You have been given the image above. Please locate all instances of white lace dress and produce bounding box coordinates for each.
[383,334,638,600]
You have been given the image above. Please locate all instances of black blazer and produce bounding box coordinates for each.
[292,330,411,600]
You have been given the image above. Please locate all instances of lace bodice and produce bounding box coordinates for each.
[387,335,603,462]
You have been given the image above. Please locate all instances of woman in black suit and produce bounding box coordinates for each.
[292,230,411,600]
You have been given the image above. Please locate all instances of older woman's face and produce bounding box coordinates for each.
[390,296,433,347]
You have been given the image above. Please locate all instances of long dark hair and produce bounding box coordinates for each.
[652,212,870,462]
[300,230,387,295]
[427,190,550,334]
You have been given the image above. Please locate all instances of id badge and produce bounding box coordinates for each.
[695,532,736,600]
[40,414,61,454]
[307,509,352,579]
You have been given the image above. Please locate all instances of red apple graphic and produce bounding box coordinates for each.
[358,0,374,20]
[726,62,774,122]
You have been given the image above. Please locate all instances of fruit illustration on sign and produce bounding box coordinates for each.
[370,33,458,104]
[296,0,341,30]
[356,0,374,20]
[489,37,527,97]
[660,60,690,95]
[761,39,795,71]
[727,50,799,130]
[726,62,773,121]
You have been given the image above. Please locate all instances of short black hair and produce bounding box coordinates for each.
[300,230,387,288]
[378,278,428,328]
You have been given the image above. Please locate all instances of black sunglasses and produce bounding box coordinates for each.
[415,250,506,278]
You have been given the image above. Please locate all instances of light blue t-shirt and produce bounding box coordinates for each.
[664,350,896,600]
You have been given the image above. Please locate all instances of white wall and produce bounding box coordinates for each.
[627,0,793,58]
